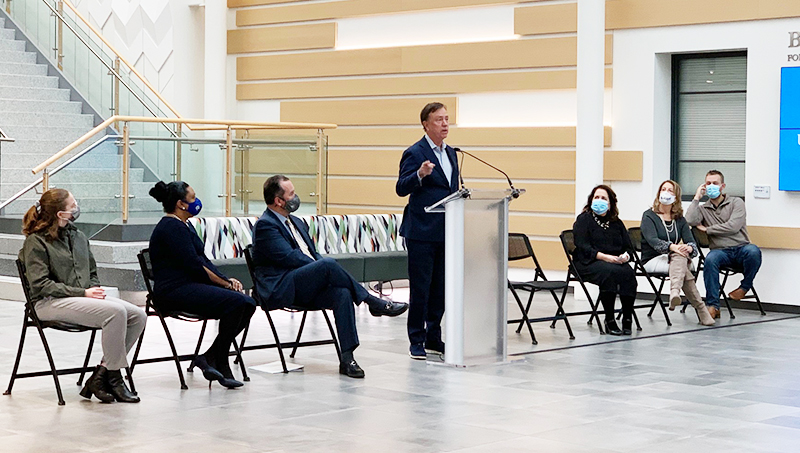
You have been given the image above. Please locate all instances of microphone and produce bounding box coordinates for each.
[453,148,520,198]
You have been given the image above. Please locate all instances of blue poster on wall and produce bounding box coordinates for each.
[780,67,800,191]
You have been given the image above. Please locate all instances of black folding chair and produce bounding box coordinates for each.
[682,228,766,318]
[507,233,574,344]
[241,245,340,373]
[557,230,641,334]
[130,249,247,389]
[627,227,672,326]
[4,259,135,405]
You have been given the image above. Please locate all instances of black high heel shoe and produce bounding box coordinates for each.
[192,355,224,385]
[604,320,623,336]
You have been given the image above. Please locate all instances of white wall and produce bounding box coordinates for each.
[611,18,800,305]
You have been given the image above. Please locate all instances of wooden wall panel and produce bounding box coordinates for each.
[605,0,800,30]
[327,178,574,214]
[236,0,549,26]
[466,181,575,213]
[235,150,317,175]
[229,0,306,7]
[325,126,612,147]
[281,97,458,126]
[513,1,800,33]
[237,36,613,81]
[509,215,574,237]
[514,3,577,36]
[328,178,404,207]
[603,151,643,181]
[748,226,800,250]
[523,239,568,269]
[328,149,576,180]
[327,205,403,216]
[227,23,336,54]
[237,174,318,200]
[238,68,613,100]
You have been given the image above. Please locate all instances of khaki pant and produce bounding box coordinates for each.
[35,296,146,370]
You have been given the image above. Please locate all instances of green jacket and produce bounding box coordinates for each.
[19,222,101,303]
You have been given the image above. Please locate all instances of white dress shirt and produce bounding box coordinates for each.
[420,134,453,185]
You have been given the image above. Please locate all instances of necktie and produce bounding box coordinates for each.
[434,146,452,185]
[286,219,315,260]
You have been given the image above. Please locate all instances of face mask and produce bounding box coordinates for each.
[705,184,721,199]
[284,194,301,213]
[659,191,676,205]
[183,197,203,216]
[59,204,80,222]
[591,199,609,215]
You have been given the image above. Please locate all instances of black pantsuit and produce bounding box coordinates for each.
[149,217,256,370]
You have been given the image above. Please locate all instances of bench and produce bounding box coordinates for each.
[187,214,408,289]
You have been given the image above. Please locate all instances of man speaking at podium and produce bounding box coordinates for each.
[396,102,460,360]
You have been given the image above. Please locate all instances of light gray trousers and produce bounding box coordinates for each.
[35,296,146,370]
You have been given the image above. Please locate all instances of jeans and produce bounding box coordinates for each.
[703,243,762,309]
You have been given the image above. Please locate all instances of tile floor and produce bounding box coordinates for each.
[0,288,798,452]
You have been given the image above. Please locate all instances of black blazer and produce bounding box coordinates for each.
[395,136,460,242]
[149,216,227,296]
[251,209,322,309]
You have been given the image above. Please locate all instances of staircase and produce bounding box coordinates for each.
[0,15,162,216]
[0,14,163,291]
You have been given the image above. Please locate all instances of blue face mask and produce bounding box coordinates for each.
[591,199,609,215]
[705,184,721,199]
[183,197,203,216]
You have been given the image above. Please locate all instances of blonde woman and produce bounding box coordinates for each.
[639,180,714,326]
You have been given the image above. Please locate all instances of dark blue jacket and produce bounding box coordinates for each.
[149,216,227,296]
[251,209,322,310]
[396,136,460,242]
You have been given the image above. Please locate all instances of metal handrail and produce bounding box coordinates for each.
[0,135,119,211]
[27,116,336,220]
[31,116,337,175]
[0,126,14,142]
[38,0,176,137]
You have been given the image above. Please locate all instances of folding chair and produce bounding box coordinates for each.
[682,228,766,318]
[130,249,247,389]
[242,245,340,373]
[627,227,672,326]
[507,233,574,344]
[4,259,135,405]
[557,230,641,334]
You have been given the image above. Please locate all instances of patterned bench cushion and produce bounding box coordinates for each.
[188,214,404,260]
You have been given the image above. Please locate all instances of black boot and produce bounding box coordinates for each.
[79,366,115,403]
[621,295,636,335]
[106,369,140,403]
[599,292,621,335]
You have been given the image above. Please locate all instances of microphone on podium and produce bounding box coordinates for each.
[453,148,520,199]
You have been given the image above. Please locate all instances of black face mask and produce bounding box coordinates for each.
[283,194,301,213]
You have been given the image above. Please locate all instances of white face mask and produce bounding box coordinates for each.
[659,191,676,205]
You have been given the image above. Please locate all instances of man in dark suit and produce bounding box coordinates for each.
[396,102,460,360]
[251,175,408,378]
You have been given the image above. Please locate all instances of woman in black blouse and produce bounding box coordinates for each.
[572,185,637,335]
[148,181,256,388]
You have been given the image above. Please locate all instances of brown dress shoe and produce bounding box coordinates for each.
[728,288,747,300]
[708,306,720,319]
